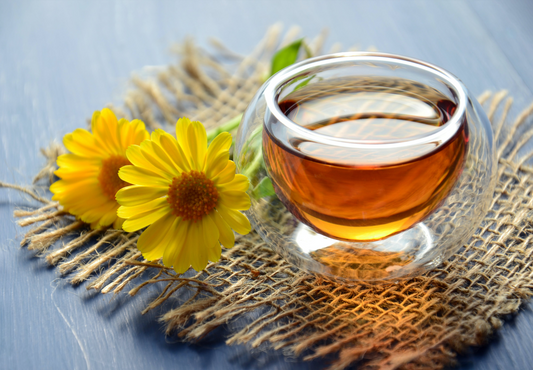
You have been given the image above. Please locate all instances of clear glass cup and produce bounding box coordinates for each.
[234,52,496,282]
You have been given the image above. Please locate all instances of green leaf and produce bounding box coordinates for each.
[252,177,276,199]
[270,38,304,77]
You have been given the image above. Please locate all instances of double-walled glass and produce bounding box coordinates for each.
[234,52,496,281]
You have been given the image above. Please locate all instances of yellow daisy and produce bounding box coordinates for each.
[116,118,251,273]
[50,108,149,229]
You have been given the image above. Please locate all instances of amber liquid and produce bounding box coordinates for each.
[263,77,468,241]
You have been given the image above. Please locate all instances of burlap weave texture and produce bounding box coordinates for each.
[3,26,533,370]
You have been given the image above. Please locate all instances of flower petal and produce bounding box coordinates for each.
[113,217,125,230]
[219,191,251,211]
[206,150,229,179]
[139,140,180,177]
[205,132,232,171]
[187,121,207,170]
[143,140,181,177]
[137,213,176,261]
[202,211,220,250]
[119,165,172,187]
[126,145,161,173]
[211,211,235,249]
[173,220,194,274]
[119,118,149,149]
[162,218,189,268]
[122,204,171,232]
[118,118,134,149]
[54,167,99,181]
[158,131,191,172]
[207,238,221,264]
[91,108,120,155]
[212,160,236,185]
[189,221,208,271]
[90,110,101,130]
[77,198,117,223]
[131,119,150,145]
[216,174,249,192]
[63,129,103,158]
[97,206,121,228]
[116,185,167,207]
[55,184,105,208]
[66,189,110,209]
[175,117,192,158]
[216,205,251,235]
[50,178,99,196]
[56,154,100,170]
[117,197,169,219]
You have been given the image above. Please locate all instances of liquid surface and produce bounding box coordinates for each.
[263,77,468,241]
[279,89,455,141]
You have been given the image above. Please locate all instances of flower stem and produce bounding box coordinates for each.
[242,147,263,182]
[206,114,243,143]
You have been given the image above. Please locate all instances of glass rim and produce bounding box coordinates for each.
[264,52,468,149]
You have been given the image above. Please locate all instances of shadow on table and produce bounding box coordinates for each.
[76,272,334,370]
[455,304,533,370]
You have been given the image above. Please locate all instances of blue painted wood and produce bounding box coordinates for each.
[469,0,533,94]
[1,1,533,369]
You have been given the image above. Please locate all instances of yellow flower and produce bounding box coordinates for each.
[116,118,251,273]
[50,108,149,229]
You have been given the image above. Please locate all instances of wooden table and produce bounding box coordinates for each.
[1,1,532,369]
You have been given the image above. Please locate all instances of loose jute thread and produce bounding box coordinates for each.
[2,25,533,370]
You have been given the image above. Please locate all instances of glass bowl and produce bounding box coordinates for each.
[234,52,496,282]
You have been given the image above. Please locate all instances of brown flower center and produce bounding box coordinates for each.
[167,170,219,222]
[98,155,132,200]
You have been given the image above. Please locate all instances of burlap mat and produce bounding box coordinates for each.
[3,25,533,370]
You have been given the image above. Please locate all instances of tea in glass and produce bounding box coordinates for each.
[263,76,468,241]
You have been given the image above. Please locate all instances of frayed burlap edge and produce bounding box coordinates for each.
[3,25,533,370]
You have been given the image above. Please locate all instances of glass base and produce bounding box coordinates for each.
[292,223,435,281]
[248,198,443,283]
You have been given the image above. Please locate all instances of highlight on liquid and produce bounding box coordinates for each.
[263,77,469,241]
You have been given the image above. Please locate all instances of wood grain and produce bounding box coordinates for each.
[1,1,532,369]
